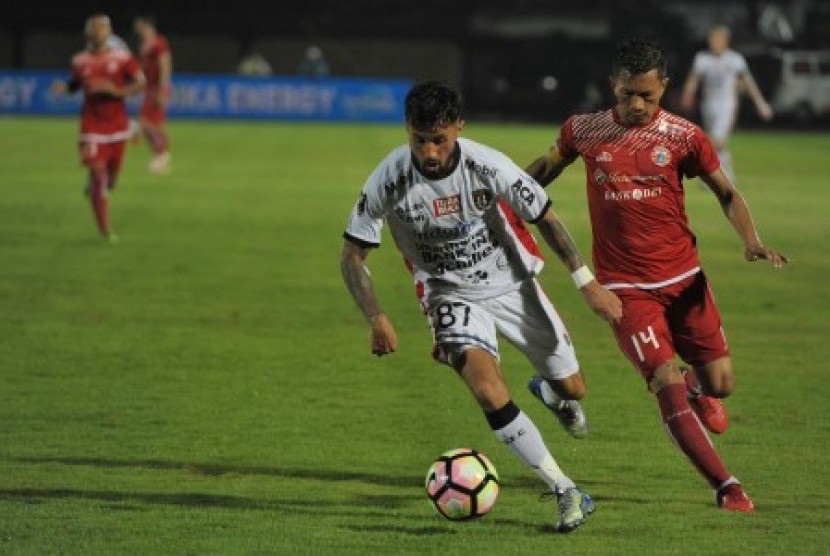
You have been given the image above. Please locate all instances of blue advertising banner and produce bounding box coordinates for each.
[0,70,411,122]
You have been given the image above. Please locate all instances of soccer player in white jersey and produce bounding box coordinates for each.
[680,25,773,182]
[341,81,622,532]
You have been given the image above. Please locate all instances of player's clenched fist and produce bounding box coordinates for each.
[369,313,398,356]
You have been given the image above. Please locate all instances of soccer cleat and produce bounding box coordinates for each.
[717,483,754,513]
[544,487,595,532]
[682,367,729,434]
[528,376,588,438]
[149,152,172,174]
[104,232,119,245]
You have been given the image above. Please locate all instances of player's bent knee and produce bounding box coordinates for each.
[553,372,586,400]
[648,363,684,394]
[698,357,735,397]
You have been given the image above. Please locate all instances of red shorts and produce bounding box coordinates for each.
[79,141,126,177]
[611,271,729,380]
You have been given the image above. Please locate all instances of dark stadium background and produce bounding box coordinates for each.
[3,0,829,126]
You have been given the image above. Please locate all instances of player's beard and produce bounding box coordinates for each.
[422,158,442,177]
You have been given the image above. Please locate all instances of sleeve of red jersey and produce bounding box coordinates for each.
[125,55,143,81]
[157,37,170,56]
[686,126,721,177]
[555,117,579,160]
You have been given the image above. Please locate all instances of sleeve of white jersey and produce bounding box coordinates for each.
[735,53,750,75]
[492,154,552,223]
[691,52,705,74]
[343,165,387,248]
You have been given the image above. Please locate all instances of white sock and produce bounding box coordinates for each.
[493,410,575,492]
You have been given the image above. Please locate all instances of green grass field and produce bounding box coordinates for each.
[0,117,828,554]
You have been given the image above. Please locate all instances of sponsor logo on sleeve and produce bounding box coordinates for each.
[510,179,535,205]
[433,194,462,217]
[357,192,368,215]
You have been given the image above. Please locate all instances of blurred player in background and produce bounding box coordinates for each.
[134,15,172,173]
[341,81,621,532]
[680,25,774,182]
[527,39,787,512]
[52,14,145,243]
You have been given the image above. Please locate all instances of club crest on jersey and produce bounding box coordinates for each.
[596,151,613,163]
[433,194,461,217]
[651,146,671,167]
[472,189,493,211]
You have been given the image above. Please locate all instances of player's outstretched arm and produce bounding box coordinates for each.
[534,210,622,323]
[340,239,398,356]
[738,72,773,120]
[526,147,573,187]
[702,170,788,268]
[680,70,700,114]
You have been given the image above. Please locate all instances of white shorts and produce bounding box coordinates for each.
[427,279,579,381]
[701,101,737,144]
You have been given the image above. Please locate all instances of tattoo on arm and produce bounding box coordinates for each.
[340,243,383,321]
[536,215,584,271]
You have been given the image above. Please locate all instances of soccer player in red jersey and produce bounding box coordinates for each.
[52,14,145,242]
[526,39,788,512]
[134,15,172,174]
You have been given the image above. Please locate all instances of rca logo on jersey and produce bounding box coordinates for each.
[511,180,535,205]
[433,195,461,217]
[596,151,613,163]
[651,146,671,167]
[594,168,608,185]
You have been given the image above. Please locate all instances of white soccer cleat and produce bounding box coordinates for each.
[149,152,172,174]
[528,376,588,438]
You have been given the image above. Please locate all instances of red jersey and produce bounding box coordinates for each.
[556,107,720,289]
[70,48,142,141]
[140,34,170,90]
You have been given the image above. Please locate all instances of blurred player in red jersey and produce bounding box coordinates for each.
[526,39,787,513]
[52,14,145,242]
[134,15,172,174]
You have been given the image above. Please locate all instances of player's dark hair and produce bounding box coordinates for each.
[612,39,667,78]
[405,81,463,130]
[134,14,157,27]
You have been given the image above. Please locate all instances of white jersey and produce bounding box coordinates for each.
[692,48,749,109]
[344,137,551,301]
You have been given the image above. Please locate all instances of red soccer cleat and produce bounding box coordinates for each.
[717,484,755,513]
[682,367,729,434]
[689,393,729,434]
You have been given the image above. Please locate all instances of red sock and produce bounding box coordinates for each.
[88,167,110,235]
[144,127,169,154]
[658,383,731,488]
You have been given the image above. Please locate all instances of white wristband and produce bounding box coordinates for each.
[571,265,594,289]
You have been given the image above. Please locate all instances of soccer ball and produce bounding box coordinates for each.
[425,448,500,520]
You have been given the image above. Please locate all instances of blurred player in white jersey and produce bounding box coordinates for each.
[341,81,621,532]
[681,25,773,182]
